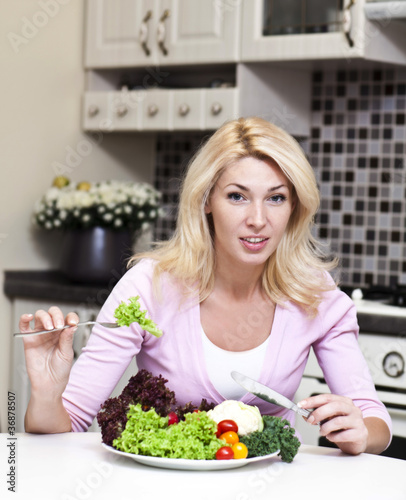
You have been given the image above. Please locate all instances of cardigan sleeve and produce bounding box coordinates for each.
[312,287,392,437]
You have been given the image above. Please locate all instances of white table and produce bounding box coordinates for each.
[1,432,405,500]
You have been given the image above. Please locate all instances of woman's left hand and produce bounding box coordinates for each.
[297,394,369,455]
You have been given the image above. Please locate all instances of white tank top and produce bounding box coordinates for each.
[201,327,270,400]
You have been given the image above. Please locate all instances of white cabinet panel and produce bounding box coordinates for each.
[82,92,111,132]
[172,89,203,130]
[139,90,172,130]
[85,0,240,68]
[241,0,406,65]
[85,0,159,68]
[241,0,364,62]
[204,88,239,130]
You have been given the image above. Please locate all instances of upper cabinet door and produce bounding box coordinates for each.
[156,0,240,65]
[85,0,241,69]
[85,0,159,68]
[241,0,366,62]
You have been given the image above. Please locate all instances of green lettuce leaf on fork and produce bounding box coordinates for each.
[114,296,163,337]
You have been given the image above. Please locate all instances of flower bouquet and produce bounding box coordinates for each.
[33,177,163,284]
[33,177,162,233]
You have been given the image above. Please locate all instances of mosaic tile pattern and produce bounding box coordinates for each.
[153,132,209,242]
[153,67,406,288]
[311,68,406,287]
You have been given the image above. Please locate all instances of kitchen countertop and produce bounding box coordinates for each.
[3,270,117,305]
[1,432,405,500]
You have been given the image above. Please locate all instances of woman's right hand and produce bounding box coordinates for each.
[19,306,79,398]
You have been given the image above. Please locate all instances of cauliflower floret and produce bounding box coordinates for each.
[207,400,264,436]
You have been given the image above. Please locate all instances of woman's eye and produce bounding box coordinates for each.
[269,194,287,204]
[227,192,245,202]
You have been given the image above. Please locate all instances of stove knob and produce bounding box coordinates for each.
[383,352,405,378]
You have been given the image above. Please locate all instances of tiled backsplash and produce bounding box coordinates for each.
[154,67,406,289]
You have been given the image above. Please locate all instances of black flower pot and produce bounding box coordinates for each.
[60,227,134,284]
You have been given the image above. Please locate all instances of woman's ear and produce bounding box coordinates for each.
[204,197,211,214]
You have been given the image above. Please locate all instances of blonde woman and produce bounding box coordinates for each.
[20,117,391,455]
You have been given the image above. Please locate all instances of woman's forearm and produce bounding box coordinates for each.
[364,416,391,455]
[25,392,72,434]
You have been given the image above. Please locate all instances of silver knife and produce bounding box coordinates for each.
[231,371,311,419]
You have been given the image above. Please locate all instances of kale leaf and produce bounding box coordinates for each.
[239,415,301,463]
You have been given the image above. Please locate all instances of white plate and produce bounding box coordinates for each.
[102,443,280,471]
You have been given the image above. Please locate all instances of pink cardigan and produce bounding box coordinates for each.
[62,259,392,434]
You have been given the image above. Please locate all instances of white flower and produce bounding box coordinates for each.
[141,222,150,231]
[34,179,161,230]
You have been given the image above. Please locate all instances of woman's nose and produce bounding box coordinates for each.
[246,202,266,228]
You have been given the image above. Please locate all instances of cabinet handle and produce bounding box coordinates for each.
[343,0,356,48]
[210,102,223,116]
[140,10,152,56]
[88,105,99,117]
[148,103,159,117]
[178,103,190,117]
[157,9,170,56]
[116,104,128,117]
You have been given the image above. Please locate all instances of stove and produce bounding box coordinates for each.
[294,285,406,460]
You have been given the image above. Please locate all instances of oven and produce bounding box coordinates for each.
[294,288,406,460]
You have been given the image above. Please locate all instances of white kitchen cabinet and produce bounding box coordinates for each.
[10,298,137,432]
[85,0,241,68]
[84,87,239,132]
[241,0,406,66]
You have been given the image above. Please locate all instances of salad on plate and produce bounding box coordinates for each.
[97,370,301,466]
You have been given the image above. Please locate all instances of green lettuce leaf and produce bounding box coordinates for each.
[114,296,163,337]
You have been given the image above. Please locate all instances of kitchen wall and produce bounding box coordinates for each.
[153,66,406,291]
[0,1,156,430]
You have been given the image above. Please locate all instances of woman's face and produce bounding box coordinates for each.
[205,156,295,272]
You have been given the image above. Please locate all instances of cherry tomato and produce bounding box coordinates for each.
[219,431,239,445]
[216,419,238,437]
[215,446,234,460]
[168,412,179,425]
[231,442,248,459]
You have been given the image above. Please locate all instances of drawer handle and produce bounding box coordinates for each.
[88,105,99,117]
[140,10,152,56]
[178,103,190,117]
[343,0,355,47]
[211,102,223,116]
[157,9,170,56]
[148,103,159,117]
[116,104,128,117]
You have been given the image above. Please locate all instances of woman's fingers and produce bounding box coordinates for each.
[65,311,80,327]
[19,313,34,333]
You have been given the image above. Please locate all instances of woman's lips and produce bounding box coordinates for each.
[240,237,269,251]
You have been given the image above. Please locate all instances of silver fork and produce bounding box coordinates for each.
[13,321,120,338]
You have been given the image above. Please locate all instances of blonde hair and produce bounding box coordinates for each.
[133,117,337,315]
